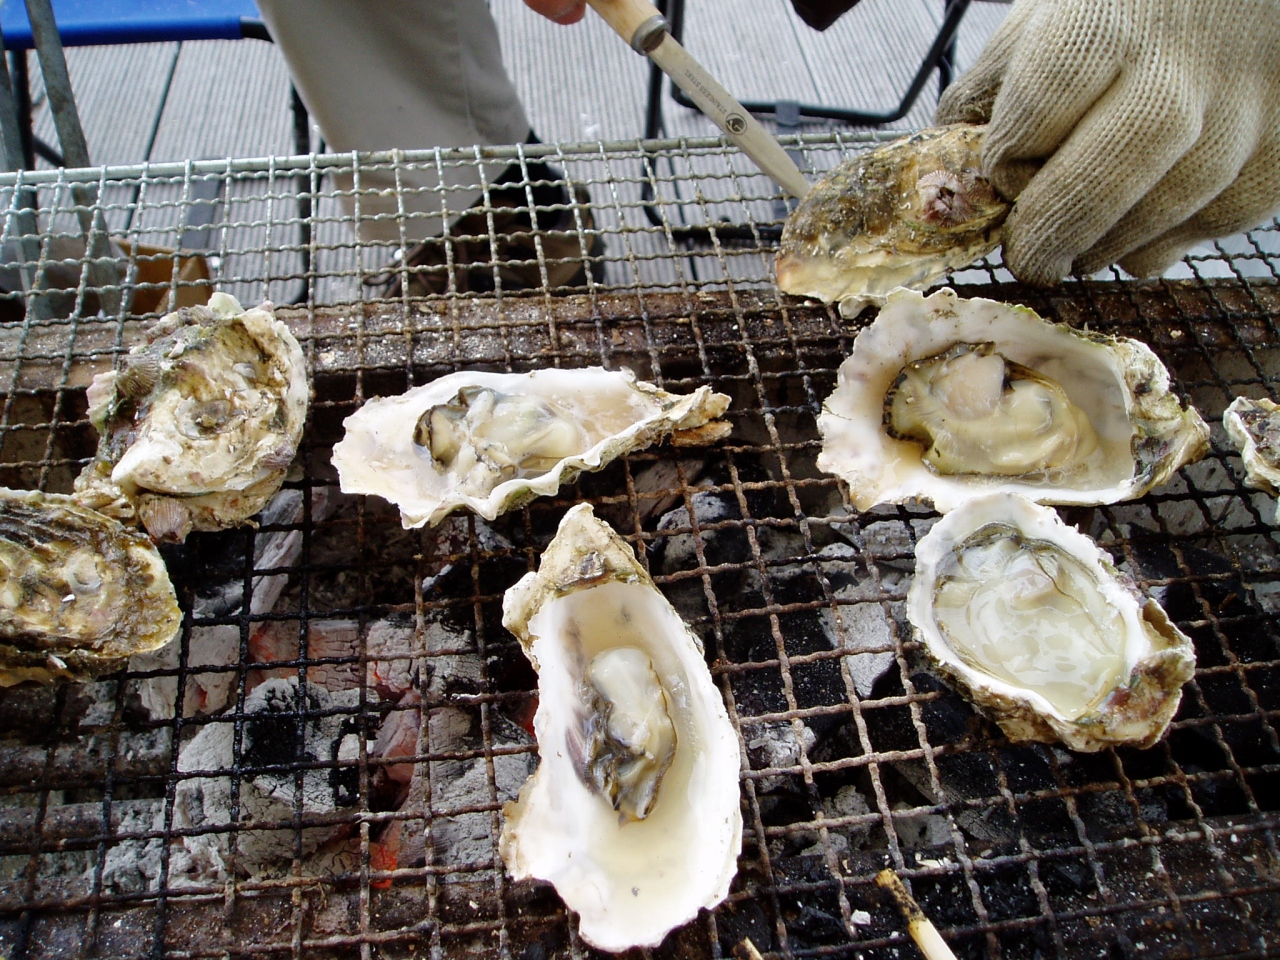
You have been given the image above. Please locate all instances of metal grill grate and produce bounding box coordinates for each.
[0,135,1278,960]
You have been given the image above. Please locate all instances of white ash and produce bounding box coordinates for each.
[168,677,362,883]
[130,488,335,720]
[656,490,737,574]
[822,601,898,698]
[420,515,514,595]
[95,798,165,894]
[796,784,873,860]
[423,706,535,873]
[891,801,954,850]
[772,542,900,697]
[419,620,482,700]
[747,720,816,793]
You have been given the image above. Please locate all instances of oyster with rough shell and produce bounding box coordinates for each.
[907,493,1195,751]
[74,293,310,542]
[500,503,741,952]
[776,124,1008,317]
[0,487,182,685]
[818,287,1210,512]
[1224,396,1280,521]
[332,367,731,529]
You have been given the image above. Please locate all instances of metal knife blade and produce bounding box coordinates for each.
[582,0,809,199]
[647,33,810,199]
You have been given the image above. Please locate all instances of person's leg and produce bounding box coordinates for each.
[256,0,531,242]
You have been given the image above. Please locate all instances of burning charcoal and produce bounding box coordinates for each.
[365,617,417,698]
[248,618,363,693]
[169,677,362,881]
[372,690,420,800]
[367,705,534,912]
[129,487,334,720]
[655,490,747,575]
[591,456,709,529]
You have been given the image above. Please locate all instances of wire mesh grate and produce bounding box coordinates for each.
[0,134,1277,960]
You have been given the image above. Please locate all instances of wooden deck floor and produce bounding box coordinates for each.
[24,0,1008,167]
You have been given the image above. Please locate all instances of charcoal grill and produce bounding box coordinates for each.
[0,134,1278,960]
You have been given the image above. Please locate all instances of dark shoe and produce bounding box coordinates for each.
[375,180,604,298]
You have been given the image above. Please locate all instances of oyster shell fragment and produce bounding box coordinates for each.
[776,124,1008,317]
[333,368,731,528]
[818,288,1210,512]
[74,293,309,542]
[500,504,741,952]
[1224,396,1280,521]
[907,493,1195,751]
[0,487,182,685]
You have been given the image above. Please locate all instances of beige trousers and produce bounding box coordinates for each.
[255,0,532,242]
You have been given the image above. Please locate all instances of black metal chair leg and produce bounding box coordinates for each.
[649,0,973,127]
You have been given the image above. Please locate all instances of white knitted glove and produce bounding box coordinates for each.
[936,0,1280,285]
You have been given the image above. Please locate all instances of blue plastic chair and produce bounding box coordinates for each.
[0,0,307,168]
[0,0,267,50]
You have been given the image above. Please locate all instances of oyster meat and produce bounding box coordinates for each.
[0,487,182,685]
[75,293,310,542]
[776,124,1009,317]
[332,367,731,529]
[1224,396,1280,520]
[907,493,1195,751]
[818,287,1210,512]
[500,504,741,952]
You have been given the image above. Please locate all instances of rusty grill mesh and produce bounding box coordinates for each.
[0,135,1278,960]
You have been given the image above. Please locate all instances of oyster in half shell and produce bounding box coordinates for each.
[500,504,741,952]
[907,493,1195,751]
[776,124,1008,317]
[333,368,731,529]
[1224,396,1280,520]
[0,487,182,685]
[818,287,1210,512]
[75,293,309,542]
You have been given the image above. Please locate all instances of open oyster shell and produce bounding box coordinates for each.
[500,504,742,952]
[332,368,731,529]
[74,293,310,542]
[818,287,1210,512]
[0,487,182,685]
[776,124,1008,318]
[1224,396,1280,521]
[907,493,1195,751]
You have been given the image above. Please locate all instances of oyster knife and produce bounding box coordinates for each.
[584,0,811,199]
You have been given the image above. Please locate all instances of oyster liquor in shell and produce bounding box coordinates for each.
[907,493,1195,751]
[332,367,731,528]
[817,287,1210,512]
[500,504,741,952]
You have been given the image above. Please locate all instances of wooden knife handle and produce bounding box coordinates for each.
[584,0,668,51]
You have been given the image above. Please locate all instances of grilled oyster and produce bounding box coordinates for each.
[74,293,309,542]
[907,493,1195,751]
[818,287,1210,512]
[776,124,1008,317]
[500,504,741,952]
[0,487,182,685]
[332,368,731,529]
[1224,397,1280,520]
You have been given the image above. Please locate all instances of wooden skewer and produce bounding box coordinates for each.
[875,868,959,960]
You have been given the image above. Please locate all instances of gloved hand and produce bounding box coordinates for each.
[523,0,586,24]
[936,0,1280,285]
